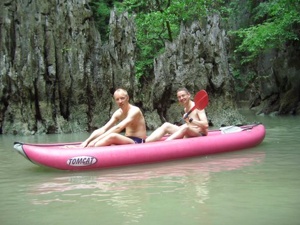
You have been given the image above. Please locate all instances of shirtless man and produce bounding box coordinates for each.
[146,88,208,142]
[80,88,147,147]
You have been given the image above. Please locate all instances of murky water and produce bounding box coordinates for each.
[1,111,300,225]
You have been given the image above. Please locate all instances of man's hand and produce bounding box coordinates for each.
[80,141,88,148]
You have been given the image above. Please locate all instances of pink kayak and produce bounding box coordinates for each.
[13,124,266,171]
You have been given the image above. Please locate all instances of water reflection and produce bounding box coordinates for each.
[27,150,265,224]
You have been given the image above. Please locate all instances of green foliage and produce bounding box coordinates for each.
[89,0,115,41]
[231,0,300,64]
[90,0,225,80]
[115,0,223,79]
[233,69,256,92]
[89,0,300,84]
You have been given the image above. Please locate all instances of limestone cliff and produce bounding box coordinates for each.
[1,0,298,135]
[0,0,137,134]
[144,15,244,129]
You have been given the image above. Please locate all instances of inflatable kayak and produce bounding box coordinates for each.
[13,124,266,171]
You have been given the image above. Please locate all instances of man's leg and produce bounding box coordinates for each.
[165,125,200,141]
[94,133,135,147]
[146,122,179,142]
[165,124,188,141]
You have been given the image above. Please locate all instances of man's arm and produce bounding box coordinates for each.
[198,109,209,128]
[80,114,118,147]
[187,109,208,130]
[88,107,138,146]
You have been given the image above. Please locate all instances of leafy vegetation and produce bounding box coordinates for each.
[90,0,222,79]
[89,0,115,41]
[90,0,300,78]
[116,0,224,79]
[231,0,300,64]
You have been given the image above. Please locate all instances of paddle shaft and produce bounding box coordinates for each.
[220,123,261,134]
[184,105,197,119]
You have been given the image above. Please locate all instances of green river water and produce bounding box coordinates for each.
[1,110,299,225]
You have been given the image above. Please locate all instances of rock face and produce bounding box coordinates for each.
[1,1,298,135]
[145,15,244,129]
[0,1,138,134]
[247,47,300,115]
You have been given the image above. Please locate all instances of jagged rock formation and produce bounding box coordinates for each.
[246,47,300,115]
[144,15,245,129]
[0,1,138,134]
[228,0,300,115]
[1,0,298,135]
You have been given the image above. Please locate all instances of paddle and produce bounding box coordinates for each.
[220,126,243,134]
[220,123,261,134]
[183,90,208,119]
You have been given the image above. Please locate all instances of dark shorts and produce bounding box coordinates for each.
[200,132,207,136]
[127,136,145,144]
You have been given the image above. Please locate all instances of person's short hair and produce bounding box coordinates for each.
[114,88,129,97]
[177,87,190,94]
